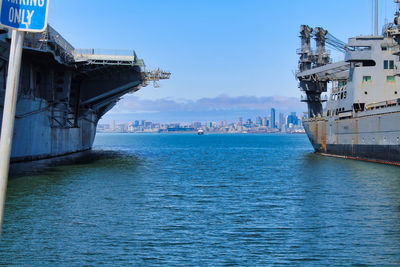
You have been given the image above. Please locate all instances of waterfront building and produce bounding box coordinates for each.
[238,117,243,126]
[244,119,253,128]
[256,116,262,126]
[279,112,284,130]
[287,112,298,126]
[262,117,267,127]
[192,122,202,129]
[270,108,276,128]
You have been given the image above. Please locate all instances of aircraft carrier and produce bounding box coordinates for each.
[0,25,169,163]
[296,0,400,165]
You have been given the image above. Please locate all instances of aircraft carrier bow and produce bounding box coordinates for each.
[0,25,170,162]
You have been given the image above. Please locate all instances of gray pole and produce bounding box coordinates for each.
[0,30,25,238]
[375,0,379,35]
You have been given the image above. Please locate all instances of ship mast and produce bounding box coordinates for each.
[375,0,379,35]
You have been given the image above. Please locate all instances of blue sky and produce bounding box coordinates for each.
[48,0,398,123]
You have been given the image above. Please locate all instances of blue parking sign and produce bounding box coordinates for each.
[0,0,49,32]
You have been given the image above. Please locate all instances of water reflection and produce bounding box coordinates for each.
[9,150,142,179]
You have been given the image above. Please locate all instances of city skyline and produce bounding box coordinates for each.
[100,108,304,125]
[99,95,305,124]
[98,108,305,134]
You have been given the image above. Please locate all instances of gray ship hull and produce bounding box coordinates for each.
[2,97,97,163]
[304,108,400,165]
[0,26,146,163]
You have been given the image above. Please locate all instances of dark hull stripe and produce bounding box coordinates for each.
[10,148,92,164]
[318,152,400,166]
[312,143,400,165]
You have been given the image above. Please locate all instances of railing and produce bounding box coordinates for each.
[300,94,328,102]
[46,25,75,53]
[23,24,75,62]
[366,98,400,110]
[23,25,143,66]
[73,48,138,66]
[73,49,136,57]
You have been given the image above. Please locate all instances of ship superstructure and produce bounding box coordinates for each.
[0,25,169,162]
[296,1,400,164]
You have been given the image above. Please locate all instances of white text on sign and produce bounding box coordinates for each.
[6,0,46,28]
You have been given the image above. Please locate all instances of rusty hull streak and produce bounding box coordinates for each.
[313,120,318,145]
[321,120,327,152]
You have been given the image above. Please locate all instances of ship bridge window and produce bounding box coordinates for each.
[338,80,347,88]
[387,75,395,82]
[382,46,393,51]
[362,76,372,82]
[361,60,376,67]
[384,60,394,69]
[348,46,371,51]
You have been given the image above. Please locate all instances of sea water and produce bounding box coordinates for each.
[1,133,400,265]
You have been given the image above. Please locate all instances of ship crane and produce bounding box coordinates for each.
[142,68,171,88]
[325,33,347,53]
[297,25,349,118]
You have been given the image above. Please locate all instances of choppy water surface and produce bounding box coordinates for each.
[1,133,400,265]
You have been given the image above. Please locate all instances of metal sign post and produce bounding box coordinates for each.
[0,0,49,238]
[0,29,24,236]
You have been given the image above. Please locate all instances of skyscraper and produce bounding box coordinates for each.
[238,117,243,126]
[270,108,276,128]
[287,112,298,126]
[256,116,262,126]
[279,112,284,130]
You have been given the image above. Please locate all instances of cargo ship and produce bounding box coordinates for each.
[0,25,169,163]
[296,0,400,165]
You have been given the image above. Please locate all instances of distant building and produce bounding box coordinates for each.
[238,117,243,126]
[262,117,267,127]
[192,122,202,129]
[111,120,116,131]
[244,119,252,128]
[256,116,262,126]
[279,112,284,130]
[270,108,276,128]
[287,112,298,126]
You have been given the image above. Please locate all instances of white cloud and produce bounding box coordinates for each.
[109,94,304,114]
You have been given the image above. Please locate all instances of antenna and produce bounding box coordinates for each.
[371,0,374,35]
[375,0,379,35]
